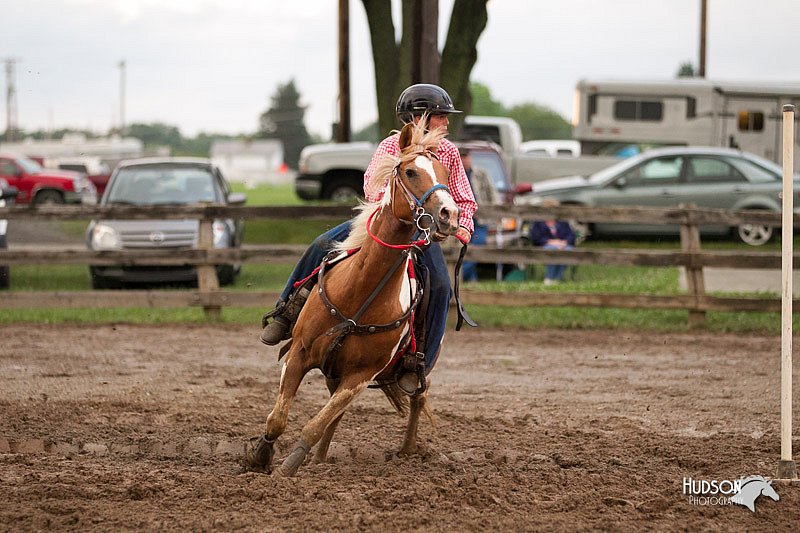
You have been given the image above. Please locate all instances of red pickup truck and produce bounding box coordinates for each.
[0,153,96,205]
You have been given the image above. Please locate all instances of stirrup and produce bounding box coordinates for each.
[261,301,287,328]
[397,352,427,396]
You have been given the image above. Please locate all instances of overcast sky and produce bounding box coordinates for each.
[2,0,799,139]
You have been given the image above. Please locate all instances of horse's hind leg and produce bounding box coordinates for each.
[275,374,370,477]
[313,377,343,464]
[399,387,428,456]
[246,346,308,472]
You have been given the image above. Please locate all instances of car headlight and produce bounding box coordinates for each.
[499,217,518,232]
[91,223,122,250]
[212,220,230,248]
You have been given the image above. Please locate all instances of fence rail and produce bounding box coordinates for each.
[1,203,797,325]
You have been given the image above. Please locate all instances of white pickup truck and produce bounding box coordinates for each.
[294,116,619,201]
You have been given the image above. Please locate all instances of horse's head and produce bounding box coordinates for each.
[389,121,460,241]
[761,480,780,502]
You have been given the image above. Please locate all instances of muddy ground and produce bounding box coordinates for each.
[1,324,798,531]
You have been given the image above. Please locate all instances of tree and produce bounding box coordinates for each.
[507,103,573,140]
[258,79,312,169]
[676,61,697,78]
[361,0,489,137]
[467,83,572,140]
[469,82,506,116]
[127,122,184,148]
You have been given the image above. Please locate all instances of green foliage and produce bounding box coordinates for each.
[468,82,573,141]
[126,122,237,156]
[676,61,697,78]
[352,122,380,143]
[258,79,312,170]
[469,82,506,116]
[507,102,573,140]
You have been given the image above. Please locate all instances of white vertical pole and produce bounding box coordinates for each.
[778,104,797,479]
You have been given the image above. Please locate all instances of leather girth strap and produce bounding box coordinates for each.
[319,248,423,379]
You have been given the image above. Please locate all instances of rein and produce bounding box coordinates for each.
[367,160,451,250]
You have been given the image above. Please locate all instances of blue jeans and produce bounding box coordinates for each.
[542,243,574,280]
[278,220,450,374]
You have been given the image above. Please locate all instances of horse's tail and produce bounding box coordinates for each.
[378,381,410,415]
[378,382,435,427]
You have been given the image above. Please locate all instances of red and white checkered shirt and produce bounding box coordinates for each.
[363,134,477,233]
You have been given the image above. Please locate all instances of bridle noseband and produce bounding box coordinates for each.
[367,150,451,249]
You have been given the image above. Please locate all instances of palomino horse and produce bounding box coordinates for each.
[247,120,461,476]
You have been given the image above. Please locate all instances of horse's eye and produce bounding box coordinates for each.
[404,168,417,179]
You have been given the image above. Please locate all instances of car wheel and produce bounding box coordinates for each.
[568,220,591,245]
[0,265,8,289]
[34,190,64,206]
[216,265,237,286]
[328,184,360,203]
[90,268,121,289]
[736,223,773,246]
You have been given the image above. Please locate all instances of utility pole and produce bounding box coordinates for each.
[336,0,351,142]
[699,0,707,77]
[4,57,20,142]
[118,59,126,134]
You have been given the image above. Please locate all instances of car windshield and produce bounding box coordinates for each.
[16,156,43,175]
[471,151,510,193]
[106,165,219,205]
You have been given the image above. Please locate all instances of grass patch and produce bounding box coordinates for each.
[465,305,784,334]
[231,183,304,206]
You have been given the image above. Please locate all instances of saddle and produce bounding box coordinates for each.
[280,243,476,386]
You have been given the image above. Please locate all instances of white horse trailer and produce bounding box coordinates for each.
[572,79,800,171]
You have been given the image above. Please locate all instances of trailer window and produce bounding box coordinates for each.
[587,94,597,124]
[737,111,764,132]
[614,100,663,121]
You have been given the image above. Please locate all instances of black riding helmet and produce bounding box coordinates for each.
[396,84,462,123]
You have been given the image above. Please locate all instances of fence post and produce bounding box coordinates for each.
[679,204,706,327]
[777,104,797,480]
[197,217,221,320]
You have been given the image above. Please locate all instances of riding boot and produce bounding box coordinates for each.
[397,352,427,395]
[260,286,310,345]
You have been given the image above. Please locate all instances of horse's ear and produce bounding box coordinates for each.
[398,123,414,150]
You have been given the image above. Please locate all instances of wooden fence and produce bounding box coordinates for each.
[1,203,799,326]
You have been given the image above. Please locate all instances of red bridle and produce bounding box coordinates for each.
[367,154,452,250]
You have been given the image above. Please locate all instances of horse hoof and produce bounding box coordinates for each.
[244,435,275,473]
[397,446,417,457]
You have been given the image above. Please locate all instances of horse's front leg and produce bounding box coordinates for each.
[245,346,308,473]
[313,377,344,464]
[399,383,429,456]
[274,373,371,477]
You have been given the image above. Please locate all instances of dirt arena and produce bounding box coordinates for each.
[1,324,798,531]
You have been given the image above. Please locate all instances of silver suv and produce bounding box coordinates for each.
[86,157,246,288]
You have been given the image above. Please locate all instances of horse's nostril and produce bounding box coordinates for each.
[439,206,453,221]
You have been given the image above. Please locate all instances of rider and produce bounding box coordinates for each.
[260,83,477,392]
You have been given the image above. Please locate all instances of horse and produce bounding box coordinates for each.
[246,120,461,476]
[730,475,780,512]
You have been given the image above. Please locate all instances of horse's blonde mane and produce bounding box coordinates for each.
[334,119,446,252]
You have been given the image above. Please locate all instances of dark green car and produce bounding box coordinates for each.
[517,147,799,246]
